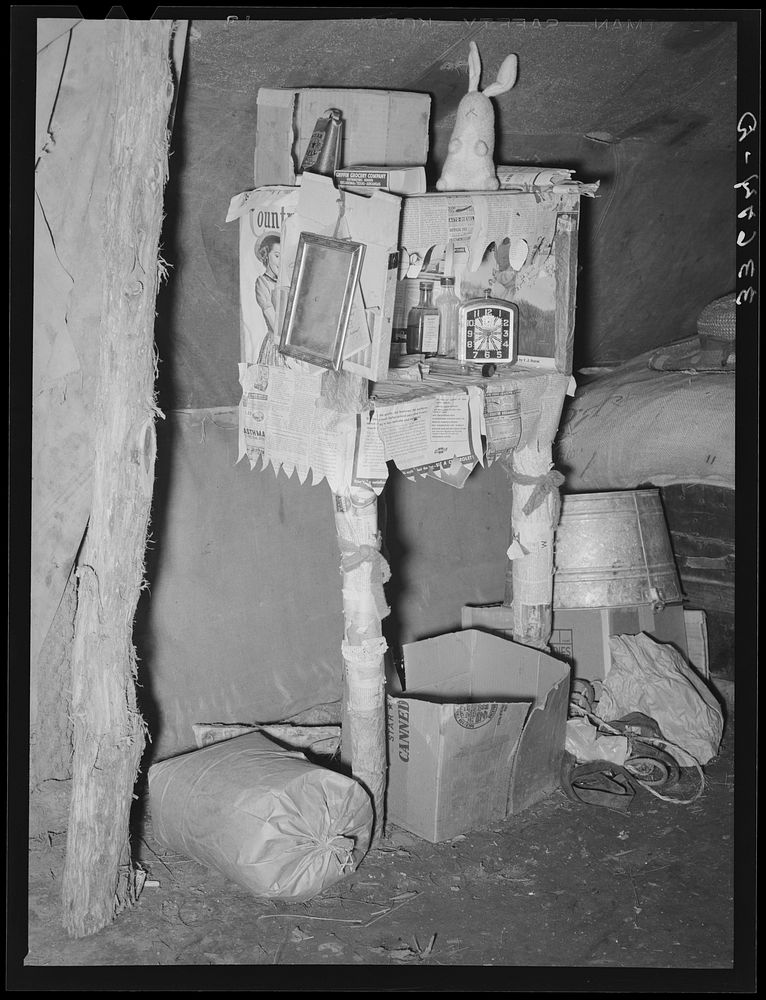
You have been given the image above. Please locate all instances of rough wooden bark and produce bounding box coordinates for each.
[61,20,176,938]
[29,570,77,838]
[333,486,389,843]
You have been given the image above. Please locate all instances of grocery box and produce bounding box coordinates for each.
[334,166,426,195]
[255,88,431,187]
[549,603,689,682]
[392,188,581,373]
[386,629,570,843]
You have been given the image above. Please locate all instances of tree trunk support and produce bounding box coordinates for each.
[61,20,177,938]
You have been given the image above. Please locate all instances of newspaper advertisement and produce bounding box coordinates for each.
[352,411,389,494]
[238,364,357,493]
[238,362,269,466]
[226,187,300,366]
[354,385,484,487]
[484,383,522,462]
[399,192,557,280]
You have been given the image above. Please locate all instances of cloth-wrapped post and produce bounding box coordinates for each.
[333,485,390,841]
[504,447,564,649]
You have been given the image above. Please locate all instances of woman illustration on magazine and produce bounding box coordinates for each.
[254,233,284,366]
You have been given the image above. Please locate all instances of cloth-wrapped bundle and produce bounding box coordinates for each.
[148,731,373,901]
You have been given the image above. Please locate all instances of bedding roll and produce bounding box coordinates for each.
[148,731,373,901]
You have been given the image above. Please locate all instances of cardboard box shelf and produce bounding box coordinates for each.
[386,629,570,843]
[393,188,581,374]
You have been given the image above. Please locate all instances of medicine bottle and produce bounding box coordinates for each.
[435,276,460,358]
[406,281,440,355]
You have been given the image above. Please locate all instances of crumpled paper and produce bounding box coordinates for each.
[565,717,629,765]
[598,633,723,766]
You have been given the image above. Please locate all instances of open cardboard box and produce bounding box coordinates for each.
[386,629,570,843]
[255,87,431,187]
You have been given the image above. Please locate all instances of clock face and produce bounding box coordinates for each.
[460,304,516,362]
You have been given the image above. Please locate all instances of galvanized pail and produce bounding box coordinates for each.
[553,489,682,610]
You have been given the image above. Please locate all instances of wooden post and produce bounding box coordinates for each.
[333,485,389,843]
[502,377,569,651]
[503,492,514,609]
[507,443,558,649]
[61,20,177,937]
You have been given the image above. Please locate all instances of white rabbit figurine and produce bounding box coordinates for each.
[436,42,518,192]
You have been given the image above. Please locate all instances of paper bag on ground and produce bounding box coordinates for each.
[148,731,373,901]
[598,633,723,766]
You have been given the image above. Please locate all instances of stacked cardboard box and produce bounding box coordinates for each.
[461,601,693,684]
[254,88,431,188]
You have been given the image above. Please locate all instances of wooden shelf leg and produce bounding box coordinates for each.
[333,485,389,843]
[506,443,562,650]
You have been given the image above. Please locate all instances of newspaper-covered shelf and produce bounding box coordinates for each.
[238,363,569,496]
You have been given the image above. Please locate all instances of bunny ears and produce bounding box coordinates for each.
[467,40,518,97]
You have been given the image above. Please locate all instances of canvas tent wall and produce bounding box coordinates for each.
[135,17,738,763]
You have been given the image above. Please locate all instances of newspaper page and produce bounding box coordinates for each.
[352,410,389,493]
[238,362,269,466]
[399,193,558,271]
[484,383,522,462]
[497,165,600,198]
[365,386,483,485]
[238,364,357,493]
[264,367,356,490]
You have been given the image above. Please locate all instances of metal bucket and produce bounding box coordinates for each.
[553,489,682,609]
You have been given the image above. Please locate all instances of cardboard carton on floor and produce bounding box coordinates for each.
[255,88,431,187]
[386,629,570,843]
[683,609,709,680]
[549,603,688,682]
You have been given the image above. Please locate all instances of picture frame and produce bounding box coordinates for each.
[278,232,366,370]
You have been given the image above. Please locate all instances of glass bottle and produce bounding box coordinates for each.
[435,276,460,358]
[406,281,440,355]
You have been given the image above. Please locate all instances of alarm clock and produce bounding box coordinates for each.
[457,292,518,365]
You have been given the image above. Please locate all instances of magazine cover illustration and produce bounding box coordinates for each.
[228,186,300,365]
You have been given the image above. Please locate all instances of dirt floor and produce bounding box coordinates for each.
[13,705,756,993]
